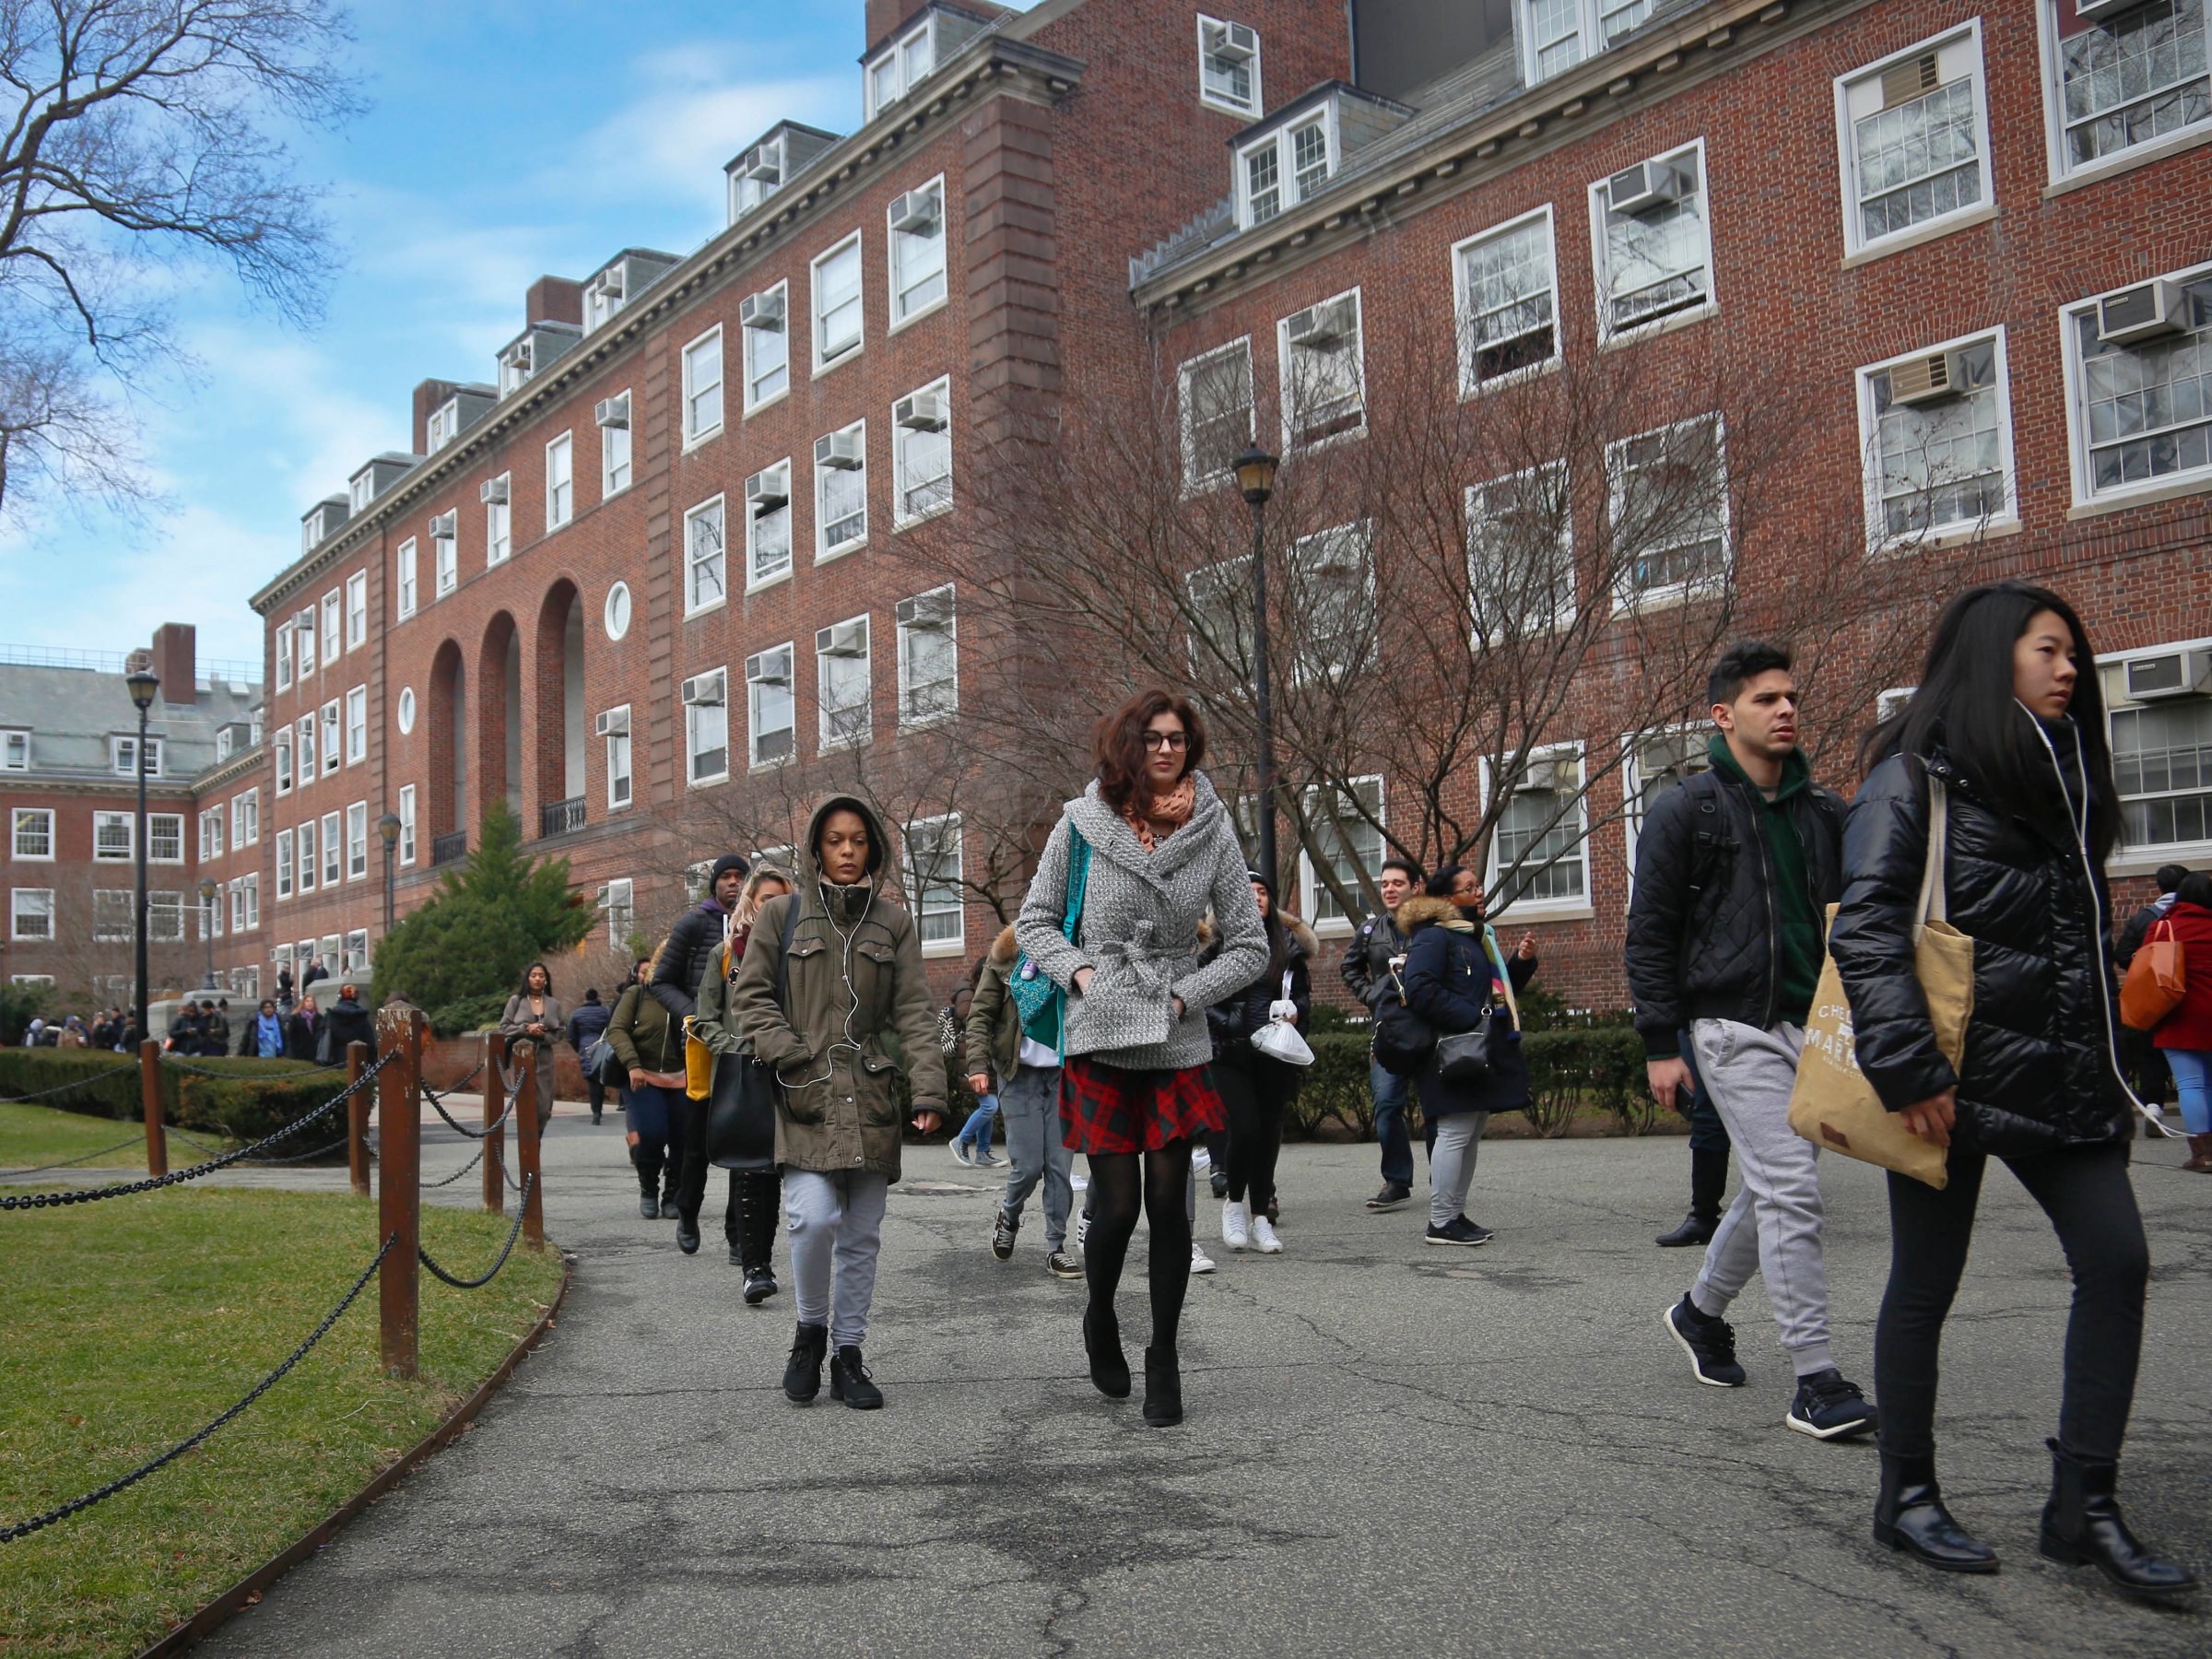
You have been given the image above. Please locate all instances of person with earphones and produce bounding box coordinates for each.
[731,795,947,1411]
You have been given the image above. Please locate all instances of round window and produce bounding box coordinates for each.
[396,687,417,735]
[604,581,632,641]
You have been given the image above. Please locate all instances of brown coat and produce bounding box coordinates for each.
[964,924,1024,1085]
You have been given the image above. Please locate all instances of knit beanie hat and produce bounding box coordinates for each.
[708,853,750,887]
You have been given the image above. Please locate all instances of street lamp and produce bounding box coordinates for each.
[1233,445,1281,893]
[378,812,402,933]
[197,877,219,990]
[125,666,159,1042]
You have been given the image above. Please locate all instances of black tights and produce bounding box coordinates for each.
[1084,1142,1194,1352]
[1215,1059,1288,1210]
[1875,1139,2147,1463]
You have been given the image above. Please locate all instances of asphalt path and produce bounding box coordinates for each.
[194,1111,2210,1658]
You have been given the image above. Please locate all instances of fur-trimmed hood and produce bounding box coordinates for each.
[989,923,1020,965]
[1397,895,1477,933]
[1282,915,1319,959]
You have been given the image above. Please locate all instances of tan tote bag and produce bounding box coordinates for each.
[1788,777,1973,1191]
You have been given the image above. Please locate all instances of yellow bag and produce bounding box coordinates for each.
[1789,778,1973,1191]
[683,941,728,1100]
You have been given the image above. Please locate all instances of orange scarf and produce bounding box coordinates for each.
[1122,776,1195,853]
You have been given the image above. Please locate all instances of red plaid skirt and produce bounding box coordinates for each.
[1059,1055,1225,1155]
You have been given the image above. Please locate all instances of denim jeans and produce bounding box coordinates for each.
[1371,1059,1414,1187]
[998,1065,1071,1248]
[2168,1047,2211,1134]
[955,1094,1001,1156]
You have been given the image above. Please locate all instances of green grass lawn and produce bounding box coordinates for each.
[0,1188,564,1657]
[0,1102,235,1173]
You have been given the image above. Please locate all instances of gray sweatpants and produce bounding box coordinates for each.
[1686,1019,1836,1378]
[783,1169,889,1349]
[998,1064,1071,1248]
[1430,1110,1491,1228]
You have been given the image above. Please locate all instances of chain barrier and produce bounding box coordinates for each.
[425,1086,516,1143]
[420,1053,487,1102]
[0,1133,148,1179]
[0,1231,398,1544]
[416,1176,533,1289]
[0,1054,394,1213]
[241,1135,350,1167]
[0,1065,139,1106]
[422,1143,487,1189]
[159,1056,345,1080]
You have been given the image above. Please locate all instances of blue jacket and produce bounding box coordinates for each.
[1399,896,1538,1118]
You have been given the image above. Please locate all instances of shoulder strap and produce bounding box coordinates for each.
[1915,774,1950,930]
[1062,822,1090,947]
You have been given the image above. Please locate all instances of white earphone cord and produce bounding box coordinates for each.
[778,875,875,1093]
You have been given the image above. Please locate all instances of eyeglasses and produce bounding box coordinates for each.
[1141,732,1190,751]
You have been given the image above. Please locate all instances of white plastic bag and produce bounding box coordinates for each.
[1250,971,1313,1066]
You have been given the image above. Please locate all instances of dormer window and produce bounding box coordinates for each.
[866,18,935,117]
[300,497,348,551]
[500,336,535,395]
[1521,0,1654,87]
[348,472,372,512]
[427,399,460,453]
[1239,112,1330,228]
[585,267,625,332]
[731,136,784,218]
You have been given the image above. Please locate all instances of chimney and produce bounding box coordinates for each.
[411,378,462,455]
[150,624,197,704]
[524,276,584,327]
[866,0,934,50]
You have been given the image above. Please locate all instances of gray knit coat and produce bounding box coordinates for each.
[1015,771,1267,1071]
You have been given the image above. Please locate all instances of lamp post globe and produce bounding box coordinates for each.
[125,669,159,1044]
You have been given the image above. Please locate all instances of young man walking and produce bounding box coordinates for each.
[1340,857,1423,1211]
[1627,641,1877,1441]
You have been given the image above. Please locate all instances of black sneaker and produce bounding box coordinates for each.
[1424,1215,1492,1246]
[1209,1171,1229,1200]
[1665,1295,1747,1388]
[830,1345,884,1410]
[742,1265,778,1306]
[1786,1369,1877,1440]
[992,1209,1018,1261]
[1367,1182,1413,1212]
[782,1324,827,1405]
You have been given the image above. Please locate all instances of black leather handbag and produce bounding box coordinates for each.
[704,898,798,1171]
[1432,1012,1496,1082]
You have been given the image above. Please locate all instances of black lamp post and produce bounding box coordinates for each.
[1232,445,1281,893]
[378,811,402,933]
[125,666,159,1041]
[198,877,219,989]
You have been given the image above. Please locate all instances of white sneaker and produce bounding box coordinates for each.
[1250,1214,1283,1254]
[1220,1198,1250,1252]
[1192,1147,1212,1173]
[1190,1242,1217,1275]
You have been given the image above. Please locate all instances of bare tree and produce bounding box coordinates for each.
[0,0,359,518]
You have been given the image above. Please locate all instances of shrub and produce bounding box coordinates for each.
[428,993,510,1040]
[1287,1031,1374,1138]
[0,1050,359,1151]
[173,1067,352,1145]
[0,1049,143,1119]
[1522,1026,1653,1136]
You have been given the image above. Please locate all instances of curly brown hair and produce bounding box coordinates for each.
[1092,688,1206,814]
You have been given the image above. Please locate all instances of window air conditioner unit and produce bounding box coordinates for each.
[1206,20,1258,62]
[1520,758,1567,793]
[594,708,629,737]
[1877,688,1915,723]
[738,288,785,330]
[746,466,790,514]
[2097,278,2190,347]
[818,620,868,656]
[888,189,942,234]
[1638,731,1701,774]
[594,266,626,300]
[1888,349,1967,407]
[502,341,533,373]
[815,430,865,470]
[680,673,724,707]
[594,394,629,429]
[1286,300,1353,350]
[895,391,947,430]
[479,477,509,505]
[897,591,953,630]
[1606,159,1686,218]
[747,651,792,686]
[2124,650,2212,702]
[1877,52,1941,112]
[2075,0,2146,18]
[742,142,782,185]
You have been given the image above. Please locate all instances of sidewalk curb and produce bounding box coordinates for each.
[134,1251,574,1657]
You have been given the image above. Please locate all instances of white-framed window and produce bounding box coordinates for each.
[1521,0,1654,85]
[91,888,132,942]
[236,788,259,846]
[601,877,635,947]
[2041,0,2211,183]
[600,708,632,809]
[1455,206,1560,392]
[887,177,947,326]
[426,398,460,453]
[397,785,417,865]
[345,570,368,650]
[683,325,724,444]
[1277,288,1365,449]
[603,583,630,642]
[1835,24,1991,258]
[1606,414,1731,608]
[345,685,368,764]
[237,874,259,931]
[1298,776,1385,930]
[321,810,342,887]
[684,668,730,785]
[746,462,794,588]
[110,735,161,778]
[1286,522,1377,684]
[339,930,364,973]
[896,584,958,725]
[1484,743,1592,920]
[2098,637,2212,865]
[903,813,964,951]
[812,233,865,369]
[145,889,182,943]
[276,625,293,689]
[347,802,369,879]
[1184,556,1256,679]
[685,495,727,613]
[396,686,416,735]
[321,700,342,775]
[147,813,182,865]
[865,13,936,117]
[12,806,53,860]
[93,811,133,862]
[1468,462,1578,639]
[892,379,953,524]
[816,615,872,749]
[1197,15,1263,115]
[395,538,418,619]
[276,828,295,899]
[814,419,868,558]
[742,281,790,411]
[200,806,224,861]
[483,480,509,570]
[227,880,245,933]
[295,607,314,677]
[321,591,341,665]
[1856,328,2018,547]
[746,643,797,768]
[295,712,315,779]
[1620,724,1712,894]
[205,881,225,939]
[296,818,315,893]
[0,728,25,770]
[1237,109,1333,227]
[599,390,632,496]
[9,888,53,941]
[2062,260,2212,507]
[8,973,55,990]
[1179,339,1254,490]
[545,432,573,530]
[274,729,292,796]
[1590,138,1713,340]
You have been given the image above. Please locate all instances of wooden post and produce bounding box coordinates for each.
[481,1033,506,1216]
[376,1005,423,1381]
[516,1041,545,1251]
[346,1040,371,1198]
[139,1039,166,1178]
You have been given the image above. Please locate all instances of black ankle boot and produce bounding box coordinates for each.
[830,1345,885,1410]
[1657,1147,1726,1247]
[1142,1345,1182,1427]
[1871,1452,1997,1572]
[1084,1303,1131,1399]
[2039,1438,2198,1598]
[632,1150,661,1220]
[782,1323,828,1405]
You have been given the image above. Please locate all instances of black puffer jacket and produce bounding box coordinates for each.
[650,900,731,1020]
[1625,764,1846,1054]
[1206,916,1316,1070]
[1829,735,2133,1155]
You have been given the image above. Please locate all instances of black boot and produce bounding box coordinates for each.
[1657,1147,1725,1247]
[1142,1345,1182,1428]
[1084,1303,1131,1399]
[782,1323,829,1405]
[1871,1452,1997,1572]
[632,1148,661,1220]
[2038,1438,2198,1598]
[674,1208,700,1254]
[659,1157,682,1221]
[830,1345,884,1410]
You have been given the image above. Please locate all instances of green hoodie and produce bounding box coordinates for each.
[1709,735,1822,1028]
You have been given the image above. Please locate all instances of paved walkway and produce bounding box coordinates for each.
[186,1115,2207,1657]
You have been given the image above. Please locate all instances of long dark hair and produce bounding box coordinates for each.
[1093,688,1207,813]
[1861,583,2119,864]
[518,961,553,996]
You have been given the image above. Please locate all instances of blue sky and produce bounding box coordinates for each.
[2,1,976,670]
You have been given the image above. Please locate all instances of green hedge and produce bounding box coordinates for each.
[1277,1024,1655,1140]
[0,1050,352,1149]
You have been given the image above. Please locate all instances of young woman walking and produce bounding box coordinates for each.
[1016,689,1266,1427]
[1832,582,2196,1595]
[2148,870,2212,1173]
[606,951,687,1221]
[1206,872,1312,1254]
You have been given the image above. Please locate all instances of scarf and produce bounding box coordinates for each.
[256,1013,283,1055]
[1121,775,1196,853]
